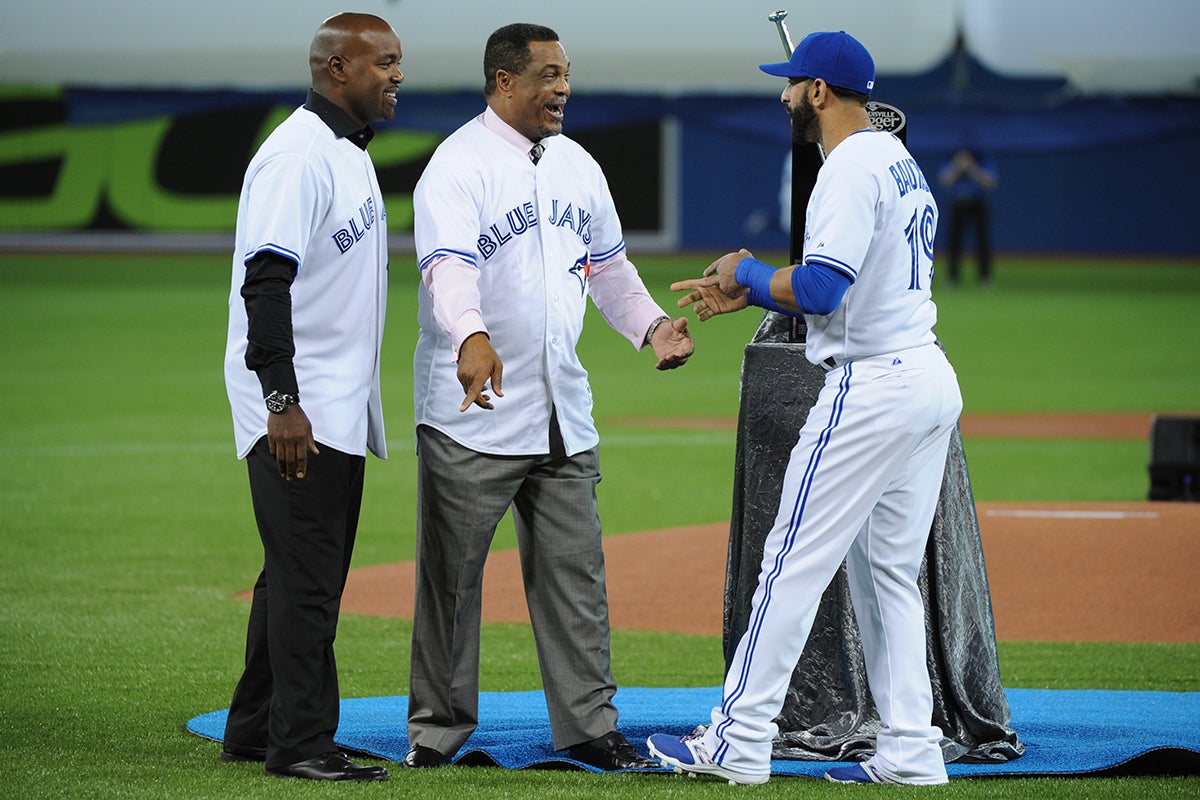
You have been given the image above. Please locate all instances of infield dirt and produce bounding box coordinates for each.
[333,500,1199,643]
[245,412,1200,643]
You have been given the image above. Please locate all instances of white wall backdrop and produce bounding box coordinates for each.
[962,0,1200,94]
[2,0,1196,94]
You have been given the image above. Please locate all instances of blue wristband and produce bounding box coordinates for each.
[734,257,789,314]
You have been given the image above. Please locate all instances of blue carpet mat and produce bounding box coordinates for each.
[188,687,1200,777]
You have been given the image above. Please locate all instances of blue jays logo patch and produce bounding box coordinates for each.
[569,255,590,296]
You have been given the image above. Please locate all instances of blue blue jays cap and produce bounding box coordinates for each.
[759,30,875,95]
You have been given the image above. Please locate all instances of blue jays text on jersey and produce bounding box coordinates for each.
[331,195,381,254]
[476,198,593,260]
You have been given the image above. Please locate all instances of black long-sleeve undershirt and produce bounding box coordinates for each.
[241,251,299,398]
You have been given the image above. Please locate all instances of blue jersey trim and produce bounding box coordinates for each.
[418,248,478,271]
[804,253,857,281]
[591,240,626,263]
[245,243,300,268]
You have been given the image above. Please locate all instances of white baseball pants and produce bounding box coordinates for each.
[704,342,963,784]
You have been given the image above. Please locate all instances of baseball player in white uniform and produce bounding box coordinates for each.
[404,23,693,772]
[221,13,399,782]
[648,31,961,786]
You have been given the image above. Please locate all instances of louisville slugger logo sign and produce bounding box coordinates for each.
[866,101,906,136]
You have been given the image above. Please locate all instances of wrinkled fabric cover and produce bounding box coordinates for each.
[723,312,1023,763]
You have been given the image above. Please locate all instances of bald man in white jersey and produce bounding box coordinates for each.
[221,13,400,782]
[648,31,961,786]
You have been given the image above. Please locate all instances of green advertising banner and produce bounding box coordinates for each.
[0,88,443,233]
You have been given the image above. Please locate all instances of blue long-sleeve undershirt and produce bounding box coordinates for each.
[737,256,851,317]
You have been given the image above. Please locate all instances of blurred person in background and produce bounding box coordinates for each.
[938,148,997,287]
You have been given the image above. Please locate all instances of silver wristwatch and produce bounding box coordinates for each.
[265,390,299,414]
[644,315,670,346]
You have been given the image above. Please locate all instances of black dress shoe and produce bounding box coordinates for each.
[402,744,446,768]
[568,731,659,771]
[266,751,389,782]
[219,743,266,763]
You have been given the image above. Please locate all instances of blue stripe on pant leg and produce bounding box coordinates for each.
[713,365,854,763]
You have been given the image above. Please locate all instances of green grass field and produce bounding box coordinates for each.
[1,252,1198,798]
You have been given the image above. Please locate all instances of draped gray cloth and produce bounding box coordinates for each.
[722,313,1023,763]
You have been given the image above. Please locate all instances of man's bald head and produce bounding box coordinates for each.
[308,13,403,127]
[310,13,395,86]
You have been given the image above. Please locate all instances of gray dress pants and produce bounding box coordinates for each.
[407,424,619,756]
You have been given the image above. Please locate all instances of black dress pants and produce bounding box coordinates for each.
[223,437,365,769]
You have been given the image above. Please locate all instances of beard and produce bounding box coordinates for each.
[789,93,820,145]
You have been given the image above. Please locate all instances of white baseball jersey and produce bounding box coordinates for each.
[413,109,663,457]
[224,106,389,460]
[802,129,939,366]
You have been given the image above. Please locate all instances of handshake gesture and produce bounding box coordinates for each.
[672,249,754,321]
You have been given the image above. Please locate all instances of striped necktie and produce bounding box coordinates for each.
[529,142,544,165]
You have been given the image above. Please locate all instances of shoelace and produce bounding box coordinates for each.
[680,732,713,764]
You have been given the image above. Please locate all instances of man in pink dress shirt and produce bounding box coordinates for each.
[403,22,693,772]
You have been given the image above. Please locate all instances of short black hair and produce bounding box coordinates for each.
[484,23,559,96]
[791,76,870,106]
[828,84,870,106]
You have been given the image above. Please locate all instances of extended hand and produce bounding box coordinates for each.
[671,280,750,321]
[457,332,504,411]
[651,316,694,370]
[670,249,752,321]
[705,249,753,296]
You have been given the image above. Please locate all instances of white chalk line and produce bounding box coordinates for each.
[984,509,1161,520]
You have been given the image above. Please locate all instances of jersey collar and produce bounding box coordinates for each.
[304,89,375,151]
[481,106,542,155]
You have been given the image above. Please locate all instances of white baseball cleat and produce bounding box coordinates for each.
[647,732,769,786]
